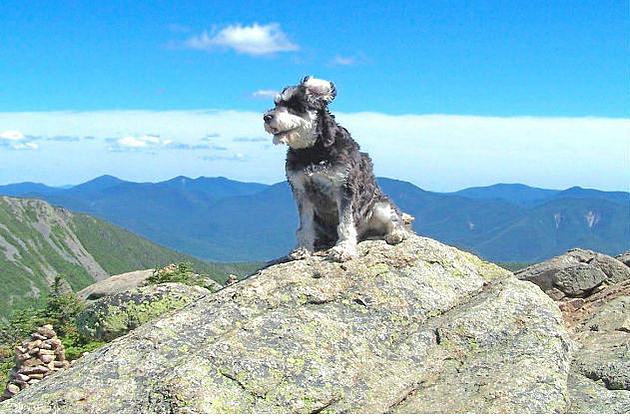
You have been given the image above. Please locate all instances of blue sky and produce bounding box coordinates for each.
[0,0,628,191]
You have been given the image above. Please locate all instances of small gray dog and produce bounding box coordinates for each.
[264,76,411,262]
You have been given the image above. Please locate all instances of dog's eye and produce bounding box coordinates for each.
[287,100,305,113]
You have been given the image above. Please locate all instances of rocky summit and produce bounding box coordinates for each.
[556,280,630,413]
[515,248,630,300]
[0,234,571,414]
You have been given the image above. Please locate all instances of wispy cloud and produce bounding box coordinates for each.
[200,133,220,141]
[10,142,39,150]
[47,135,81,142]
[117,136,149,148]
[0,130,25,141]
[0,130,40,150]
[252,90,278,99]
[331,56,356,66]
[233,136,267,143]
[329,53,369,66]
[165,142,212,150]
[201,153,246,162]
[108,134,172,151]
[108,134,226,152]
[182,23,299,56]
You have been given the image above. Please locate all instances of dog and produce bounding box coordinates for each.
[264,76,411,262]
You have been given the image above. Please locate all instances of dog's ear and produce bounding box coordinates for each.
[300,76,336,106]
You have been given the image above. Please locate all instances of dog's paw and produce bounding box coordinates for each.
[385,229,408,245]
[328,244,357,262]
[289,247,311,260]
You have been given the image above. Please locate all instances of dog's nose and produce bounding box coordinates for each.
[263,114,273,123]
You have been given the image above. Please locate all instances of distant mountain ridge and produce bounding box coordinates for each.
[0,195,255,319]
[451,183,629,207]
[1,176,627,263]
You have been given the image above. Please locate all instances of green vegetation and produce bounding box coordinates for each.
[145,262,220,292]
[69,213,222,279]
[145,262,196,285]
[0,196,260,318]
[0,276,106,383]
[0,256,236,383]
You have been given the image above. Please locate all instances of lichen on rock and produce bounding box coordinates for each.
[0,234,571,414]
[516,248,630,300]
[75,282,210,341]
[556,280,630,413]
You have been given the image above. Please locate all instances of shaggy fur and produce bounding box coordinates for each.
[264,76,410,262]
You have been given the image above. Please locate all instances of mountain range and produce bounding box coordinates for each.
[0,195,258,319]
[1,175,627,263]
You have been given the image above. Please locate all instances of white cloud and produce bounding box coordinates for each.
[252,90,278,99]
[0,130,25,141]
[10,142,39,150]
[329,53,368,67]
[113,135,171,150]
[138,135,161,144]
[117,136,148,148]
[47,135,81,142]
[183,23,299,56]
[332,113,630,191]
[201,152,247,162]
[0,130,40,150]
[331,56,356,66]
[0,110,627,191]
[200,133,220,141]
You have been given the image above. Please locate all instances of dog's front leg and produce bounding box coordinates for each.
[289,194,315,260]
[329,196,358,262]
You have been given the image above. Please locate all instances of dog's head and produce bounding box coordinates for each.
[263,76,336,149]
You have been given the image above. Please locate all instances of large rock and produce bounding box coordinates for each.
[557,280,630,413]
[0,235,571,414]
[76,283,211,341]
[616,250,630,268]
[515,248,630,300]
[77,269,155,300]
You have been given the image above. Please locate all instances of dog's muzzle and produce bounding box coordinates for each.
[264,111,289,144]
[263,112,278,135]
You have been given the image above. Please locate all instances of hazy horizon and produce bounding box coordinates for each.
[1,110,628,192]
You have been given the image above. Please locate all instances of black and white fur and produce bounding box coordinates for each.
[264,76,410,262]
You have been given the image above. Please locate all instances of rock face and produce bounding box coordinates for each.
[0,235,571,414]
[515,248,630,300]
[77,269,155,301]
[556,280,630,413]
[76,283,211,341]
[616,251,630,268]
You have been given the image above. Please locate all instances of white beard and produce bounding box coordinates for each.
[267,110,318,149]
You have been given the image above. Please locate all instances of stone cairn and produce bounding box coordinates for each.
[1,324,70,401]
